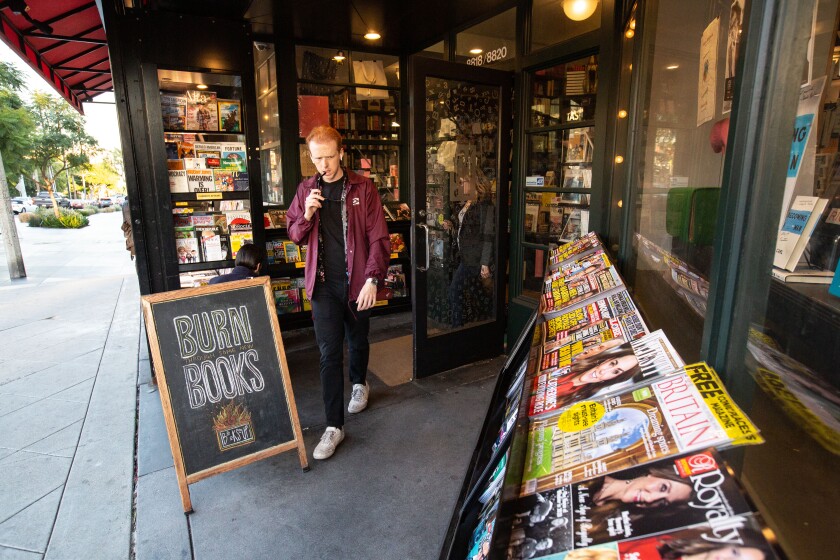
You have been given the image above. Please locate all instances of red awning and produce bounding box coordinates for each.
[0,1,112,114]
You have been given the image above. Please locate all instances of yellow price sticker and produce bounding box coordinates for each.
[558,401,606,433]
[294,261,306,268]
[195,192,223,200]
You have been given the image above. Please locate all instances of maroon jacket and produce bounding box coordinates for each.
[286,169,390,302]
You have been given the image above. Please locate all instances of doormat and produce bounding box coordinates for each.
[368,335,413,386]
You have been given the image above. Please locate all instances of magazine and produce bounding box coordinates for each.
[185,90,218,131]
[548,515,780,560]
[540,268,625,319]
[505,449,752,558]
[548,249,612,282]
[521,363,761,494]
[540,290,646,344]
[160,93,186,130]
[529,330,685,418]
[547,232,602,269]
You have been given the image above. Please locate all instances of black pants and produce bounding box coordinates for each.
[310,279,371,428]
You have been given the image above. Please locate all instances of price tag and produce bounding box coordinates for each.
[390,252,399,259]
[374,300,388,307]
[294,261,306,268]
[196,192,223,200]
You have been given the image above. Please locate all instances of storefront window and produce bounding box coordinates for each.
[455,8,516,68]
[731,1,840,558]
[531,0,601,53]
[520,56,597,298]
[620,1,733,362]
[254,43,282,205]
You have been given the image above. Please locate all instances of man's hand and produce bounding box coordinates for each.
[304,189,324,221]
[356,281,378,311]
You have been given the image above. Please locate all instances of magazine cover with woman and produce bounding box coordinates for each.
[505,449,752,559]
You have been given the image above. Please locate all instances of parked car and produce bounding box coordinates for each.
[113,195,126,206]
[97,197,113,208]
[70,199,86,209]
[33,191,71,208]
[11,197,37,214]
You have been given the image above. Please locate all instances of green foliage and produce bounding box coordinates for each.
[79,206,98,216]
[28,92,99,215]
[34,207,88,229]
[98,205,118,213]
[0,62,36,183]
[21,212,41,226]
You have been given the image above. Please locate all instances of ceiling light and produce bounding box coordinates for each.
[333,50,346,62]
[391,121,400,127]
[469,48,483,55]
[617,109,628,118]
[562,0,599,22]
[364,31,381,40]
[615,155,624,163]
[625,29,635,38]
[196,84,208,90]
[666,64,679,70]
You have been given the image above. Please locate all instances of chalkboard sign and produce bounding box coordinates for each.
[141,277,308,512]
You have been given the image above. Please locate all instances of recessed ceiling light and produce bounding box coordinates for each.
[364,31,381,40]
[469,48,483,55]
[196,84,208,90]
[618,110,628,118]
[666,64,679,70]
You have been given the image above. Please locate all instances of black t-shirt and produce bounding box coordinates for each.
[319,176,347,283]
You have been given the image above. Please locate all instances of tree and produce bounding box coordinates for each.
[28,92,98,216]
[0,62,35,186]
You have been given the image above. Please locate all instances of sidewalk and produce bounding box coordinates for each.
[1,212,503,559]
[0,212,138,559]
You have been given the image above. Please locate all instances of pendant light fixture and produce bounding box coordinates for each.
[562,0,599,22]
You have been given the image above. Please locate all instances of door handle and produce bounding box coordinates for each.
[417,224,430,272]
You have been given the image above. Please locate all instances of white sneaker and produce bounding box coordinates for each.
[313,427,344,460]
[348,382,370,414]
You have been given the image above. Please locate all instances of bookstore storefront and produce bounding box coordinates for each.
[96,0,839,558]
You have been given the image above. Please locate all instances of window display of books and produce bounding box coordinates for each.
[447,233,769,560]
[158,69,254,273]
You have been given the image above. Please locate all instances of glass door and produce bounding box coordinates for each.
[410,58,512,377]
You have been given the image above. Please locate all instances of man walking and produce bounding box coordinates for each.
[287,126,390,460]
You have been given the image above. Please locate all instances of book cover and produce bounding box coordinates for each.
[225,211,252,232]
[273,287,302,314]
[186,169,214,193]
[529,329,685,418]
[165,142,180,160]
[194,142,222,159]
[196,226,226,261]
[283,241,301,263]
[178,141,196,159]
[301,288,311,311]
[232,171,249,191]
[182,157,206,170]
[541,290,647,345]
[160,93,187,130]
[770,266,834,284]
[577,516,780,560]
[185,90,218,131]
[272,240,286,263]
[298,95,330,138]
[229,233,253,258]
[831,258,840,297]
[175,237,200,264]
[266,210,287,229]
[548,249,611,282]
[774,196,828,271]
[213,169,235,192]
[389,232,406,253]
[217,99,242,132]
[521,363,750,494]
[168,169,188,193]
[220,143,247,172]
[506,449,753,557]
[540,266,624,317]
[548,232,602,269]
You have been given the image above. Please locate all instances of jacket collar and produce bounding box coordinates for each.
[303,168,368,188]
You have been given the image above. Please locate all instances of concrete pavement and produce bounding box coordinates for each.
[0,210,502,559]
[0,211,138,559]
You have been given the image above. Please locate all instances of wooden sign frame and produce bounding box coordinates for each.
[141,277,308,512]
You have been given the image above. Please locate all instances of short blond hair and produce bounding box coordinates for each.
[306,125,342,149]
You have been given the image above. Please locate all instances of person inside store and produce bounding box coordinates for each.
[286,125,390,460]
[208,242,264,284]
[443,179,495,328]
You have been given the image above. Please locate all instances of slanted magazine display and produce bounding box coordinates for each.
[157,70,255,288]
[444,233,770,560]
